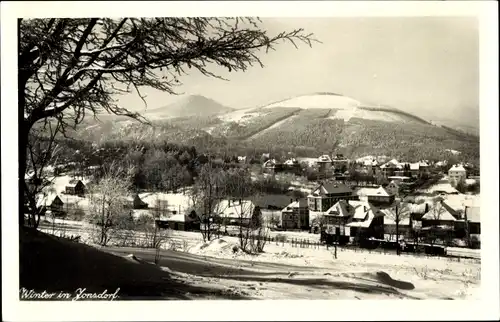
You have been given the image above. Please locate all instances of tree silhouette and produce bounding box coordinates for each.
[19,17,318,226]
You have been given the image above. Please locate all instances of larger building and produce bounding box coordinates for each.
[307,182,358,225]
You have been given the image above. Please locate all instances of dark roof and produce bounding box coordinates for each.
[68,179,83,185]
[321,183,353,194]
[133,194,148,206]
[254,194,296,209]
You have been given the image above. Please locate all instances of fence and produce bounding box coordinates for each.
[38,216,481,264]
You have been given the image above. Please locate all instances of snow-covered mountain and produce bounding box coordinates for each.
[143,94,234,119]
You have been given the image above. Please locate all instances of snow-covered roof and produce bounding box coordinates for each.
[325,200,352,217]
[215,199,255,219]
[388,180,399,187]
[422,203,458,221]
[409,163,420,171]
[36,193,63,208]
[67,179,84,187]
[263,159,278,167]
[356,187,379,197]
[346,203,381,228]
[284,158,298,166]
[348,201,378,220]
[367,186,391,197]
[282,198,308,212]
[418,161,430,167]
[311,183,353,196]
[381,207,411,226]
[449,164,466,172]
[317,155,332,163]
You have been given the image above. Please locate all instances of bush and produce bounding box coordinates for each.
[275,233,287,243]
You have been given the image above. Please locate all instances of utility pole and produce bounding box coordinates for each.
[464,205,470,248]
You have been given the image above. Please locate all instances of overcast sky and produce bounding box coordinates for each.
[119,17,479,123]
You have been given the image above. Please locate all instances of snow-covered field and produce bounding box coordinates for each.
[156,233,481,300]
[38,217,481,300]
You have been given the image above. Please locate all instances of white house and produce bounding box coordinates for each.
[448,164,467,186]
[214,199,256,226]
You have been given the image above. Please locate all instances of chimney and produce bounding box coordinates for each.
[425,203,429,213]
[228,199,231,206]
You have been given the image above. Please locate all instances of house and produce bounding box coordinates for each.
[448,164,467,186]
[37,194,65,216]
[263,159,283,172]
[385,181,399,196]
[421,200,458,230]
[214,199,256,226]
[453,206,480,239]
[157,212,200,231]
[316,155,333,172]
[237,156,247,163]
[281,198,309,230]
[356,156,379,170]
[254,194,295,210]
[332,154,349,172]
[380,159,401,177]
[283,158,301,174]
[319,200,384,242]
[365,186,395,206]
[307,182,358,224]
[381,206,412,241]
[345,201,385,240]
[65,179,85,196]
[126,193,149,210]
[321,200,355,243]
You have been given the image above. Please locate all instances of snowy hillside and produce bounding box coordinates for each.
[263,92,364,110]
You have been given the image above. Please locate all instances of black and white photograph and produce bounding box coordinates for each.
[2,1,499,321]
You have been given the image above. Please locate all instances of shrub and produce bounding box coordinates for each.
[275,233,287,243]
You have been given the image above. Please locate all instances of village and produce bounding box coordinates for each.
[32,151,481,260]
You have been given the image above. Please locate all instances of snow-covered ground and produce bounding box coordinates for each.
[175,235,480,300]
[38,219,481,300]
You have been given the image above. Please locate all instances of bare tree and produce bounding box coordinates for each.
[19,18,318,226]
[136,197,172,249]
[385,200,410,255]
[24,120,62,228]
[224,167,257,252]
[426,197,448,246]
[192,163,227,242]
[85,162,132,246]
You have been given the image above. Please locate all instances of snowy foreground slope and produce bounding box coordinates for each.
[106,234,480,300]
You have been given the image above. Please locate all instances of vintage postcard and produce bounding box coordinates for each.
[1,1,498,321]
